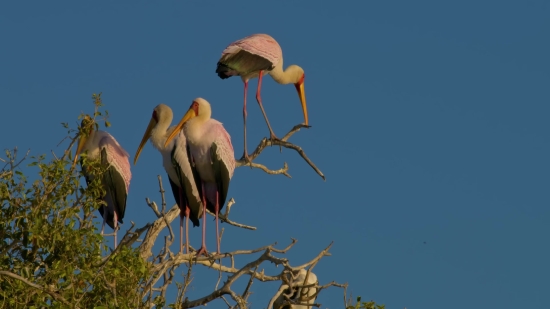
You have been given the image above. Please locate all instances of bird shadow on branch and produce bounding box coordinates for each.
[236,124,326,181]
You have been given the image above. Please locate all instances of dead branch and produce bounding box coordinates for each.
[205,198,257,230]
[235,124,325,181]
[139,204,180,260]
[177,240,340,309]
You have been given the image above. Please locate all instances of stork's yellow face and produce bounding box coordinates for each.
[163,101,199,148]
[134,109,159,165]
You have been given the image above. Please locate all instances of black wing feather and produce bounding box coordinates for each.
[210,143,231,214]
[100,147,127,229]
[171,145,201,227]
[216,50,274,79]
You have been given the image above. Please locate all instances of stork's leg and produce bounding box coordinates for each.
[113,212,118,249]
[256,70,279,141]
[196,182,208,257]
[179,214,184,253]
[215,190,220,254]
[178,187,184,254]
[185,207,190,255]
[242,80,251,163]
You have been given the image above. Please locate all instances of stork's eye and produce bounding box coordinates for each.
[191,102,200,115]
[152,110,159,122]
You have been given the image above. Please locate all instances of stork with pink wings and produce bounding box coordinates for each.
[134,104,203,254]
[165,98,235,256]
[216,33,308,161]
[73,116,131,249]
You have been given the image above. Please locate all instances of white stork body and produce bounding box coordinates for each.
[134,104,202,254]
[74,120,131,249]
[165,98,235,256]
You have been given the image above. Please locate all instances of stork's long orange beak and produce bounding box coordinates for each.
[134,117,157,165]
[294,75,308,125]
[164,108,197,148]
[72,134,88,167]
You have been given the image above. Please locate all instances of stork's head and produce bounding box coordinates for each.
[73,115,96,167]
[134,104,172,165]
[163,98,211,148]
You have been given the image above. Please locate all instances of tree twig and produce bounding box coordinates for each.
[235,124,325,181]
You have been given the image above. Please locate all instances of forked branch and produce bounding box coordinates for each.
[236,124,325,181]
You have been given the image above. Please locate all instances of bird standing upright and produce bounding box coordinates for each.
[134,104,202,254]
[216,33,308,161]
[73,116,131,249]
[165,98,235,256]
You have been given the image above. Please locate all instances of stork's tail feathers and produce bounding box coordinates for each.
[190,216,200,227]
[216,62,233,79]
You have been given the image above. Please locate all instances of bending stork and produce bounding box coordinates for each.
[165,98,235,256]
[216,33,308,161]
[134,104,202,254]
[73,116,131,249]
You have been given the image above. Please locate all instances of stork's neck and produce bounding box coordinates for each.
[269,57,303,85]
[82,130,105,160]
[184,116,209,145]
[151,117,173,151]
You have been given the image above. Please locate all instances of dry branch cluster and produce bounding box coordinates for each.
[115,124,341,308]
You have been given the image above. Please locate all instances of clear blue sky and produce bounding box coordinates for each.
[1,1,549,308]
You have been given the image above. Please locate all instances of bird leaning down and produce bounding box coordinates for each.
[73,116,132,249]
[134,104,202,254]
[165,98,235,256]
[216,33,308,162]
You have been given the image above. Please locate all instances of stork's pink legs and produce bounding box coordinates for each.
[215,191,220,254]
[178,187,190,254]
[185,211,189,254]
[196,182,208,257]
[256,70,279,141]
[242,80,250,162]
[113,212,118,249]
[100,206,118,249]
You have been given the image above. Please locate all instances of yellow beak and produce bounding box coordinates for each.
[72,134,88,167]
[295,81,308,125]
[164,108,196,148]
[134,117,156,165]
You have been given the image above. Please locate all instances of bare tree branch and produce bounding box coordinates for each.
[205,198,257,230]
[235,124,325,181]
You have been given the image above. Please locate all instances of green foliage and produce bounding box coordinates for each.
[346,296,385,309]
[0,97,151,308]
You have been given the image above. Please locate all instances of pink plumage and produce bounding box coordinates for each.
[164,97,235,256]
[75,127,131,249]
[220,33,282,69]
[99,134,132,193]
[216,33,309,162]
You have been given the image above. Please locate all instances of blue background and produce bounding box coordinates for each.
[1,1,549,308]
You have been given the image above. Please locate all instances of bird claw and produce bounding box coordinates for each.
[268,134,283,153]
[195,246,209,257]
[240,152,253,165]
[269,133,280,142]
